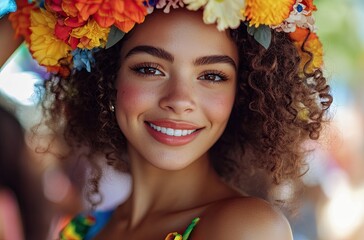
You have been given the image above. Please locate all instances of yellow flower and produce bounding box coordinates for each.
[184,0,246,31]
[71,19,110,49]
[29,9,72,67]
[297,107,310,121]
[244,0,295,27]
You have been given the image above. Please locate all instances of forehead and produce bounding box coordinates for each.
[120,8,238,62]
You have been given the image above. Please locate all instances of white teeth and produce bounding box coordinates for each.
[149,123,196,136]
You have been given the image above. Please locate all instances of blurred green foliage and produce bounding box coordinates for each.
[315,0,364,87]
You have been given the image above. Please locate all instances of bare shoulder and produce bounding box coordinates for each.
[192,197,293,240]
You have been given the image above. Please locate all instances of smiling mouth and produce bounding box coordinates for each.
[147,122,199,137]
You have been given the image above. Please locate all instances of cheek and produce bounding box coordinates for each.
[116,82,154,113]
[203,91,235,123]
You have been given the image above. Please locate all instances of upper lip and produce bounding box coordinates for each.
[146,119,202,130]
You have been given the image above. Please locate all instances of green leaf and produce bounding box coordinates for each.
[253,25,272,49]
[246,24,256,36]
[106,26,125,49]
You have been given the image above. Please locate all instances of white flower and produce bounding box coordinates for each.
[157,0,185,13]
[274,0,316,33]
[184,0,246,31]
[183,0,208,11]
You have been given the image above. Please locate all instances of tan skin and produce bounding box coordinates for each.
[94,9,292,240]
[0,16,23,67]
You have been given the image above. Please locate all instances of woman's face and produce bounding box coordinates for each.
[115,8,238,170]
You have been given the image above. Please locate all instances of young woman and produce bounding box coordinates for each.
[5,0,332,239]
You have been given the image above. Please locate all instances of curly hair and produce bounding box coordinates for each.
[40,23,332,207]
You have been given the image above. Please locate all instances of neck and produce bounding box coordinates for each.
[120,145,228,229]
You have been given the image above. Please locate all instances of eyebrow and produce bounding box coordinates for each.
[125,45,174,62]
[125,45,236,69]
[194,55,237,70]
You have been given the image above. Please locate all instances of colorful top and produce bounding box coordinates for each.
[59,209,200,240]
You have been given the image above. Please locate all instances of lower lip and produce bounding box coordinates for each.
[145,123,200,146]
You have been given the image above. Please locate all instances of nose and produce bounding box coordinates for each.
[159,77,196,114]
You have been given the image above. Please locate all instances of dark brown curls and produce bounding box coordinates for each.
[40,23,332,205]
[210,25,332,191]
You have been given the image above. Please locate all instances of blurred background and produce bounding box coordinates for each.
[0,0,363,239]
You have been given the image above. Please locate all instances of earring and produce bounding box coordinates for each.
[109,103,115,112]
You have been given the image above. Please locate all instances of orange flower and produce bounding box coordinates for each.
[74,0,126,28]
[62,0,79,17]
[289,27,309,42]
[109,0,126,21]
[122,0,147,23]
[8,2,35,43]
[92,0,123,28]
[114,16,139,33]
[46,65,71,77]
[75,0,106,22]
[113,0,148,33]
[74,0,147,32]
[291,28,323,73]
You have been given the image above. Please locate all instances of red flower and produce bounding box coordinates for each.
[46,0,63,13]
[16,0,33,8]
[55,20,72,42]
[54,20,80,49]
[300,0,317,13]
[44,0,85,48]
[46,0,79,17]
[64,16,86,28]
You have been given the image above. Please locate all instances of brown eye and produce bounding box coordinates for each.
[200,74,222,81]
[198,71,227,82]
[139,67,163,75]
[131,63,165,77]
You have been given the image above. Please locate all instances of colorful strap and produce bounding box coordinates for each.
[59,213,96,240]
[59,209,114,240]
[164,217,200,240]
[60,211,200,240]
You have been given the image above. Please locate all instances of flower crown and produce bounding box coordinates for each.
[6,0,323,77]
